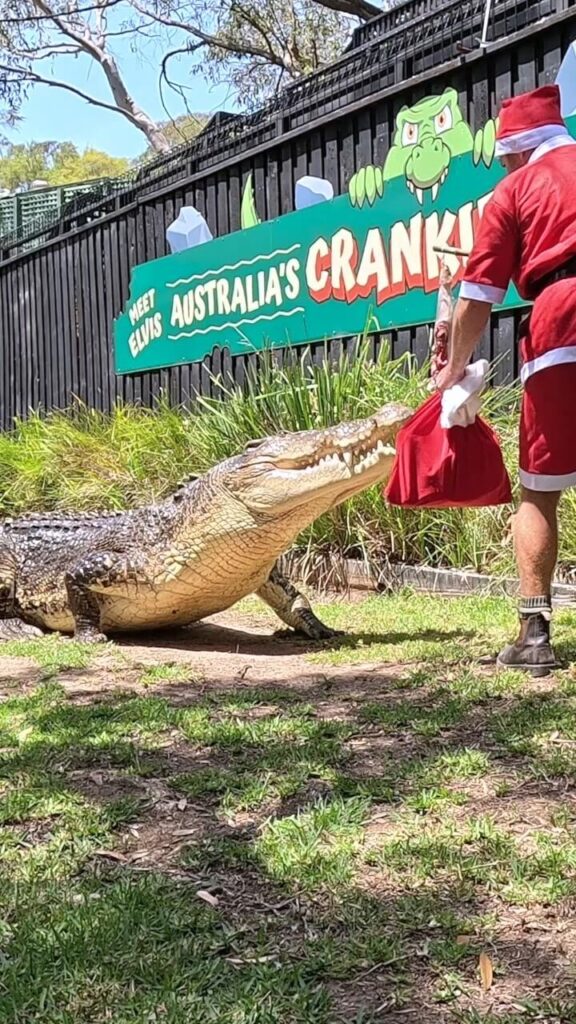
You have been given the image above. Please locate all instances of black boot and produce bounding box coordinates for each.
[497,599,558,677]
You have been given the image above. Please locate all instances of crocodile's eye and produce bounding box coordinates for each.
[434,104,453,134]
[401,121,419,146]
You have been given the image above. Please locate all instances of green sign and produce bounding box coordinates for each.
[114,92,576,375]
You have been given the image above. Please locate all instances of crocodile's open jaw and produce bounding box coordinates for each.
[223,403,413,515]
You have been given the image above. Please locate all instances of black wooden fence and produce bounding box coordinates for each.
[0,0,575,429]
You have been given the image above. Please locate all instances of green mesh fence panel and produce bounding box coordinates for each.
[0,179,109,237]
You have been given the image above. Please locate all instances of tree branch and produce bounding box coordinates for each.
[230,3,287,66]
[9,44,83,59]
[159,43,197,114]
[131,2,286,68]
[0,63,144,126]
[31,0,102,57]
[20,0,171,152]
[1,0,125,23]
[314,0,382,19]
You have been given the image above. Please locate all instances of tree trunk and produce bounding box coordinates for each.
[99,52,172,154]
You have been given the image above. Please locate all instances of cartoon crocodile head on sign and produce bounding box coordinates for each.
[348,88,497,207]
[240,88,497,226]
[391,91,475,201]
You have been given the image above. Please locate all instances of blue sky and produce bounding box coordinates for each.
[4,27,236,159]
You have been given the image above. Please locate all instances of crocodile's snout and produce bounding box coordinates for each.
[406,136,450,199]
[228,402,413,516]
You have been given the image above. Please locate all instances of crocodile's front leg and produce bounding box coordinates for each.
[65,551,145,643]
[257,565,343,640]
[0,545,43,640]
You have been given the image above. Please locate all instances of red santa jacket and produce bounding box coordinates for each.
[460,138,576,376]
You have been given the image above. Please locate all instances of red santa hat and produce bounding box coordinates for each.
[495,84,570,157]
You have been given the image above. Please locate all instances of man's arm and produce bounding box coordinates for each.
[435,190,520,392]
[436,297,492,390]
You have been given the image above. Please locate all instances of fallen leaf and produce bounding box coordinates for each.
[456,935,471,945]
[177,799,188,812]
[196,890,219,908]
[172,828,197,837]
[479,952,493,992]
[226,955,277,965]
[94,849,127,862]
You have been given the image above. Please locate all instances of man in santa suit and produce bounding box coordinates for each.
[436,84,576,676]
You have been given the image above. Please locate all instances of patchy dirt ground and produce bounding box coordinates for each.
[2,594,576,1023]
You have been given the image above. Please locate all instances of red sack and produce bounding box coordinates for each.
[385,392,512,508]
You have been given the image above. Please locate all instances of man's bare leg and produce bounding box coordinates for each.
[515,487,560,595]
[497,487,560,675]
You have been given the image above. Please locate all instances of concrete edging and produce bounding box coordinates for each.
[282,555,576,607]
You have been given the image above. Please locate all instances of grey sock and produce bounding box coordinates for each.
[518,596,552,620]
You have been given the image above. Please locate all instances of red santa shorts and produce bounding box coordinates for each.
[520,361,576,491]
[519,281,576,492]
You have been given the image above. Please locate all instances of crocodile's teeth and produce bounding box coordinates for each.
[415,188,423,205]
[431,182,439,201]
[407,180,414,193]
[343,451,354,471]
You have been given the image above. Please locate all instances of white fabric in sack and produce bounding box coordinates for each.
[440,359,489,429]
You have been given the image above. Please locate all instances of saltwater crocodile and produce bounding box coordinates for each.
[0,403,411,643]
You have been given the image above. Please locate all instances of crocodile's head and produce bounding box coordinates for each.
[215,403,412,520]
[391,89,474,203]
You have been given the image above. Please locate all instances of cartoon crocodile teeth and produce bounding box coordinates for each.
[349,88,497,208]
[407,167,448,203]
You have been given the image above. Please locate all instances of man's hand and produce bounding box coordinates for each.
[432,297,492,392]
[434,364,466,392]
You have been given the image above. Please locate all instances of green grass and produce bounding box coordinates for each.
[1,593,576,1020]
[0,635,100,672]
[368,814,576,906]
[138,662,202,687]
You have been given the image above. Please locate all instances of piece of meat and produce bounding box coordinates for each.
[430,262,453,379]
